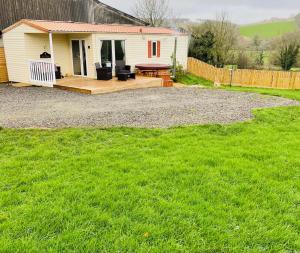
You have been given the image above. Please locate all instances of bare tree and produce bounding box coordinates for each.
[133,0,172,27]
[208,13,239,66]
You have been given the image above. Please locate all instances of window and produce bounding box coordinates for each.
[148,40,160,58]
[152,41,157,57]
[100,40,112,66]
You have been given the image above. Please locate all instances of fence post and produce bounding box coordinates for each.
[229,68,234,87]
[289,72,295,89]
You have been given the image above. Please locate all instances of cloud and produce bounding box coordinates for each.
[103,0,300,24]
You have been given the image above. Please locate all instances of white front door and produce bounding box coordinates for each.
[71,40,87,76]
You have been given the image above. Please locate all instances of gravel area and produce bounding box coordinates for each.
[0,85,299,129]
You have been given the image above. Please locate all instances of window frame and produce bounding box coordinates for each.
[151,40,158,58]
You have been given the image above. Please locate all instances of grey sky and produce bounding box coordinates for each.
[103,0,300,24]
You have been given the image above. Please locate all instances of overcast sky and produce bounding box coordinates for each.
[103,0,300,24]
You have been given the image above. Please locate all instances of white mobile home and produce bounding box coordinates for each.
[3,19,189,86]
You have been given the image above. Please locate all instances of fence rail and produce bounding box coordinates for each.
[29,60,55,87]
[187,57,300,89]
[0,48,9,83]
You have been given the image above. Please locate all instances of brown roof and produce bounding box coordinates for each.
[3,19,184,35]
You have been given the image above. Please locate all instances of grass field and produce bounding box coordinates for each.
[223,86,300,101]
[175,73,214,87]
[240,20,298,39]
[0,87,300,252]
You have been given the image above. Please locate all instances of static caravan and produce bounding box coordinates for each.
[3,19,189,87]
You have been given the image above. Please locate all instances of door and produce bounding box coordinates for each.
[115,40,126,67]
[71,40,87,76]
[100,40,126,71]
[100,40,113,67]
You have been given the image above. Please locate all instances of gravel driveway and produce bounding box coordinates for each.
[0,85,299,128]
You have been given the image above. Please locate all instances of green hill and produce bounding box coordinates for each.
[240,20,297,39]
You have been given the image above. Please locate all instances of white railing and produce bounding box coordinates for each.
[29,59,56,87]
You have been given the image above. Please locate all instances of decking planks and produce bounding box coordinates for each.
[54,76,163,94]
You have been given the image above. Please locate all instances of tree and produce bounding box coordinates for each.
[278,43,299,70]
[251,35,264,68]
[295,13,300,28]
[189,31,216,64]
[206,13,239,67]
[254,50,264,68]
[133,0,172,27]
[186,13,239,67]
[252,35,262,50]
[236,51,251,69]
[270,31,300,70]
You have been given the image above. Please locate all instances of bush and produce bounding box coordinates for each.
[278,43,299,71]
[270,31,300,70]
[254,51,264,68]
[186,15,239,67]
[189,31,216,65]
[172,62,185,82]
[295,54,300,68]
[235,51,252,69]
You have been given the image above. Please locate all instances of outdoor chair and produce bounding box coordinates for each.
[55,65,62,79]
[118,73,129,81]
[115,65,136,80]
[95,63,112,80]
[95,62,101,70]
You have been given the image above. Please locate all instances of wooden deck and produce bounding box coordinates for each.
[54,76,163,94]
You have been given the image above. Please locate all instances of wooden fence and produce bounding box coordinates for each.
[187,57,300,89]
[0,48,9,83]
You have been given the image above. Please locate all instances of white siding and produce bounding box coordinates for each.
[3,24,43,83]
[176,36,189,69]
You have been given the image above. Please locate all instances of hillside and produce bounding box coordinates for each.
[240,20,297,39]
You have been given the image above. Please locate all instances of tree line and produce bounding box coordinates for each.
[186,14,300,71]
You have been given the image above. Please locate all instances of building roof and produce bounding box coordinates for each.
[0,0,147,31]
[3,19,184,35]
[94,0,148,26]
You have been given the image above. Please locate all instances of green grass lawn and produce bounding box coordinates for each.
[175,73,214,87]
[178,73,300,100]
[222,86,300,101]
[0,86,300,252]
[240,20,298,39]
